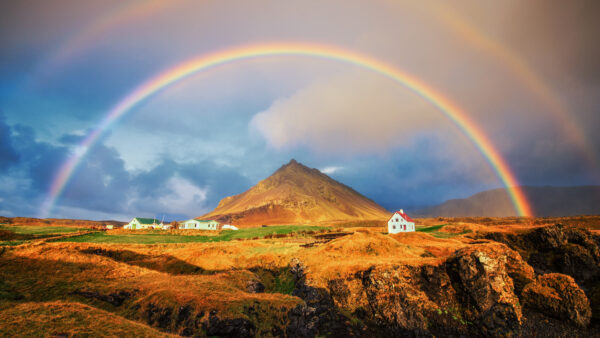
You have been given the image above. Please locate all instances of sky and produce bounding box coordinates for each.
[0,0,598,221]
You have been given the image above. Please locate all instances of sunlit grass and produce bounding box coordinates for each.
[415,224,471,238]
[416,224,450,233]
[57,225,327,244]
[0,225,89,235]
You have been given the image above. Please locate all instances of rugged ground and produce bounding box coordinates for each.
[0,216,599,337]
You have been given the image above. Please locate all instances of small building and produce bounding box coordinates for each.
[221,224,238,231]
[180,219,219,230]
[124,217,162,230]
[105,224,114,230]
[388,209,415,234]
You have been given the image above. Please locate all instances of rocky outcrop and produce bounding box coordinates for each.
[484,225,600,288]
[446,244,533,336]
[286,258,356,337]
[202,311,256,338]
[312,243,535,336]
[523,273,591,327]
[317,241,597,337]
[483,224,600,327]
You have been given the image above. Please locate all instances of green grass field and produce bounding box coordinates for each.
[0,225,89,235]
[415,223,471,238]
[0,225,92,246]
[56,225,327,244]
[416,224,449,233]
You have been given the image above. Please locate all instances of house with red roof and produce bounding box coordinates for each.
[388,209,415,234]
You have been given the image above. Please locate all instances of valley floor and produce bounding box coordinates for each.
[0,217,599,337]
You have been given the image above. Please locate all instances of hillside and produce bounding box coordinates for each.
[200,159,390,226]
[415,185,600,217]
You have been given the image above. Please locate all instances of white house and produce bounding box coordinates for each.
[221,224,239,231]
[388,209,415,234]
[180,219,219,230]
[124,217,162,230]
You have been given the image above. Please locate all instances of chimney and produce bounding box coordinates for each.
[400,209,404,214]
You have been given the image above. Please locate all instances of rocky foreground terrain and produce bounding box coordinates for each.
[0,221,599,337]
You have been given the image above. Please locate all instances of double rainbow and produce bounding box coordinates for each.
[40,42,533,218]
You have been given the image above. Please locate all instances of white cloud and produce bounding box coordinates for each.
[320,166,344,174]
[156,177,209,215]
[250,71,443,154]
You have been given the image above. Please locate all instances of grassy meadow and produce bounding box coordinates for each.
[56,225,328,244]
[0,224,92,246]
[0,224,89,235]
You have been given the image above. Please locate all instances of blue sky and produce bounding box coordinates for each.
[1,0,599,221]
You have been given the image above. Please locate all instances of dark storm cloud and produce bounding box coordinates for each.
[130,157,252,212]
[0,113,19,171]
[328,138,501,212]
[0,117,252,219]
[61,143,132,213]
[178,162,252,207]
[10,124,69,193]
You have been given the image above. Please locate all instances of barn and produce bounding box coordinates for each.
[388,209,415,234]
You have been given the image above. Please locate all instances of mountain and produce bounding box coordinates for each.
[200,159,390,226]
[415,186,600,217]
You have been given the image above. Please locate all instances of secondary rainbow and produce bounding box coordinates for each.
[40,42,533,218]
[427,4,599,172]
[31,0,168,86]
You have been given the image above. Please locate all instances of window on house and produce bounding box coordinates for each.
[393,225,396,229]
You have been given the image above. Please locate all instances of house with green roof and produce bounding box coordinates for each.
[180,219,219,230]
[124,217,162,230]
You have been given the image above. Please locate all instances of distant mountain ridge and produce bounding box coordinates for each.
[415,186,600,217]
[200,159,390,226]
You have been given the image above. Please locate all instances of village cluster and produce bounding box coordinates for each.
[118,209,415,234]
[122,218,239,231]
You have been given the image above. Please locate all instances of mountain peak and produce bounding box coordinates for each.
[274,159,314,175]
[201,160,390,226]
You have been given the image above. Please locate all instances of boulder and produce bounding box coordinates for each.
[447,243,529,336]
[523,273,591,327]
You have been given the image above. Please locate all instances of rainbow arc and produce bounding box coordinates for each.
[40,42,533,218]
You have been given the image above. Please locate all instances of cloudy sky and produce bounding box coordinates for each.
[0,0,598,221]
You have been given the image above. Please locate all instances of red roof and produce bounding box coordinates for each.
[393,210,414,223]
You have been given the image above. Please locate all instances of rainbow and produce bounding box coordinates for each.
[39,42,533,218]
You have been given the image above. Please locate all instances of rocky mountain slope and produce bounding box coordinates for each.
[200,159,390,226]
[415,185,600,217]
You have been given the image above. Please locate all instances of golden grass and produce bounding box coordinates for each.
[0,301,177,337]
[1,216,596,336]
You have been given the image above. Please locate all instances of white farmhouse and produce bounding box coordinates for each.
[180,219,219,230]
[388,209,415,234]
[124,217,162,230]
